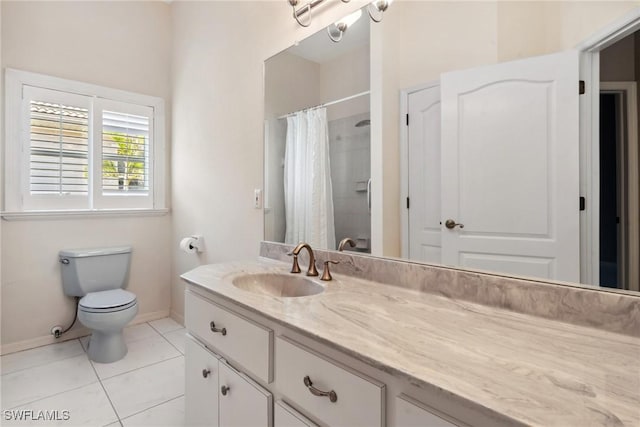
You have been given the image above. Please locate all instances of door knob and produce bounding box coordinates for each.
[444,219,464,229]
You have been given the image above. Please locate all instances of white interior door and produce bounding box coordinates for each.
[440,50,581,282]
[407,84,442,263]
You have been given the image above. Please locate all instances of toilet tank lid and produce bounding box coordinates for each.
[59,246,132,258]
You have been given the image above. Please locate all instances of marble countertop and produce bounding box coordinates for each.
[181,259,640,427]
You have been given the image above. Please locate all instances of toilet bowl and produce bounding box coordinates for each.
[79,289,138,363]
[59,246,137,363]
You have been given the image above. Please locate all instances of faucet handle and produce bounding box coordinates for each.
[287,252,301,274]
[320,260,339,281]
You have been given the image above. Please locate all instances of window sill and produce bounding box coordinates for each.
[1,208,169,221]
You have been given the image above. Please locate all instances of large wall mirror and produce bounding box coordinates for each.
[264,8,371,253]
[264,2,640,294]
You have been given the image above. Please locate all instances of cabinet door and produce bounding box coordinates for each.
[396,395,459,427]
[219,361,273,427]
[185,334,219,426]
[275,401,317,427]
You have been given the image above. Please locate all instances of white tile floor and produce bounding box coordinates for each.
[1,318,186,427]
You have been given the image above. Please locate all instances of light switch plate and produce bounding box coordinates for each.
[254,189,262,209]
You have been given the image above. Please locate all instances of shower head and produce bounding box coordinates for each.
[355,119,370,127]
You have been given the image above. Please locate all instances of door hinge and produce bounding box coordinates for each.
[579,196,586,211]
[406,114,409,126]
[406,197,410,209]
[579,80,586,95]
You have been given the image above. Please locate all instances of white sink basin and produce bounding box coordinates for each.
[231,273,324,298]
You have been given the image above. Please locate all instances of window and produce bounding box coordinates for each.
[4,69,166,215]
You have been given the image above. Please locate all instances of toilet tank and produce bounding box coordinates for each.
[59,246,132,296]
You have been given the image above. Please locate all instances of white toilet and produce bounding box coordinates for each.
[59,246,138,363]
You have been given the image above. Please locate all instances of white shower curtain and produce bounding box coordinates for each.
[284,108,336,250]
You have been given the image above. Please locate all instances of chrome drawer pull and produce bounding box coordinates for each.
[303,375,337,403]
[210,321,227,336]
[221,385,230,396]
[202,369,211,378]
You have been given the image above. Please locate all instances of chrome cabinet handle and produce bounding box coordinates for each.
[202,369,211,378]
[303,375,337,403]
[444,219,464,229]
[210,321,227,336]
[221,385,230,396]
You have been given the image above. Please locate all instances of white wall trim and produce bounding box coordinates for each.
[600,81,639,291]
[399,81,440,259]
[3,68,167,213]
[1,208,169,221]
[170,310,185,327]
[578,8,640,286]
[576,8,640,52]
[0,309,170,356]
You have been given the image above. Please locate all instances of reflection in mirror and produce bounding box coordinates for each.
[265,1,639,294]
[264,8,370,253]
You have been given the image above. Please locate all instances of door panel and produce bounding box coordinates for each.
[219,361,272,427]
[185,334,219,427]
[441,51,580,281]
[408,85,442,263]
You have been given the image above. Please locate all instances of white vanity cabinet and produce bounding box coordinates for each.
[275,336,385,427]
[185,335,220,426]
[219,362,273,426]
[184,285,469,427]
[185,333,273,427]
[396,395,461,427]
[185,290,273,383]
[274,401,318,427]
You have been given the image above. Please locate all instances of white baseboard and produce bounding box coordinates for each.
[0,309,171,356]
[169,310,184,326]
[131,309,171,326]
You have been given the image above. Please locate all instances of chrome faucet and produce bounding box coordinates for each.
[289,243,319,276]
[338,237,356,251]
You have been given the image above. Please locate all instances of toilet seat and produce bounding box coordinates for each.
[79,289,137,313]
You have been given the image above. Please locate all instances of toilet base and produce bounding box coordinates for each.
[87,331,128,363]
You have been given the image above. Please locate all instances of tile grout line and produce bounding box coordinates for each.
[155,328,185,355]
[96,353,184,382]
[118,393,185,424]
[89,356,123,425]
[1,338,87,377]
[147,319,185,354]
[5,379,103,411]
[147,320,184,337]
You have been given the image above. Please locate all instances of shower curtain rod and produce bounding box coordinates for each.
[277,90,371,119]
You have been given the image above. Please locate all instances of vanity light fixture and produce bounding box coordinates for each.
[367,0,394,23]
[327,9,362,43]
[288,0,350,28]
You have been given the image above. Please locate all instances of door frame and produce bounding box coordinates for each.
[400,80,440,259]
[599,82,640,291]
[577,8,640,288]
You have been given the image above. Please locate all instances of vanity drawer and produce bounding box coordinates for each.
[185,290,273,383]
[275,336,385,427]
[396,394,461,427]
[275,400,318,427]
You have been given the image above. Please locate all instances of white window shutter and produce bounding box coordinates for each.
[22,86,91,210]
[93,99,154,209]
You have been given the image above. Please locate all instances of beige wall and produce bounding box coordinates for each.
[170,0,365,321]
[0,1,172,353]
[320,44,370,121]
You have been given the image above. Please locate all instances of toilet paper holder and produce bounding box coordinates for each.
[189,235,203,251]
[180,235,204,253]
